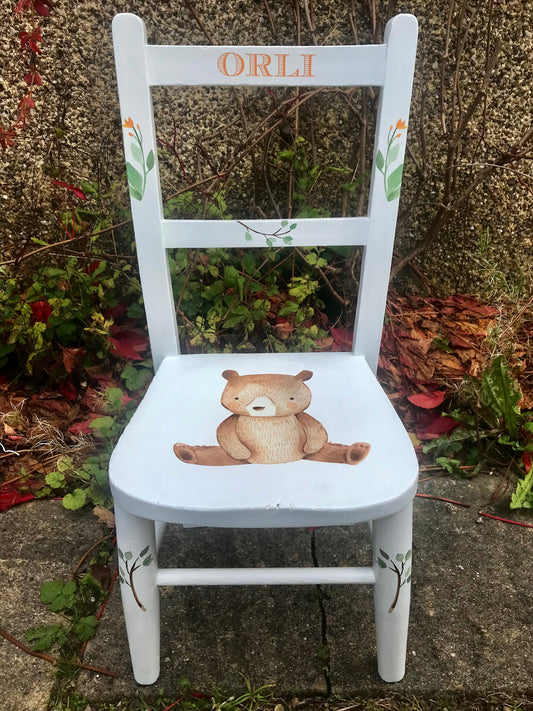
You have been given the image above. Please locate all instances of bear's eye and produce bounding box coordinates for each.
[234,397,239,400]
[289,397,295,400]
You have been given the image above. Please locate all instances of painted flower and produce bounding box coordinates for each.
[396,118,407,130]
[123,117,134,128]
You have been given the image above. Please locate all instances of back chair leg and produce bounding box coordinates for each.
[114,504,160,684]
[372,502,413,682]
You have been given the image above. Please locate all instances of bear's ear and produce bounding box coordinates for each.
[295,370,313,381]
[222,369,239,381]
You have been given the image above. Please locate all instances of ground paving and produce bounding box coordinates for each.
[1,475,533,710]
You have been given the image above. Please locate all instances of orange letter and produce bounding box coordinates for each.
[301,54,315,77]
[217,52,245,77]
[247,53,272,77]
[275,54,299,78]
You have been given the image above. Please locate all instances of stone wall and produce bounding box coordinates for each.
[1,0,531,296]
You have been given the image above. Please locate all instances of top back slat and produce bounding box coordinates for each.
[146,44,387,86]
[112,13,417,373]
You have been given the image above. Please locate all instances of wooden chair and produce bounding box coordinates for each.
[111,12,418,685]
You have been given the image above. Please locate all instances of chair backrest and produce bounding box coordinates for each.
[112,13,417,374]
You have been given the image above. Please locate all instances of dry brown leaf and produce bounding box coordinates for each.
[93,506,116,528]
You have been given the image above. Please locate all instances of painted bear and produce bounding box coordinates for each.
[173,369,370,466]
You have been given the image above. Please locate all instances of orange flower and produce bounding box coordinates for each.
[123,117,134,128]
[396,118,407,130]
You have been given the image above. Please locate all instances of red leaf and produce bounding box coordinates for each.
[62,347,86,375]
[0,491,35,512]
[30,300,52,324]
[58,377,78,402]
[523,452,532,472]
[407,390,446,409]
[108,329,149,360]
[69,413,101,435]
[30,394,70,414]
[330,328,353,352]
[33,0,51,16]
[415,415,458,441]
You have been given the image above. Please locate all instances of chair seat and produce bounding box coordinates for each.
[110,352,418,527]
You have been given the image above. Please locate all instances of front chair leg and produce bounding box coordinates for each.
[114,504,160,684]
[372,502,413,682]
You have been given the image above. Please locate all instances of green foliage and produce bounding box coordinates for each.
[0,256,141,374]
[169,246,339,353]
[25,571,106,654]
[424,355,533,506]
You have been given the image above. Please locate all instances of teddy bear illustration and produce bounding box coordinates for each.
[173,369,370,466]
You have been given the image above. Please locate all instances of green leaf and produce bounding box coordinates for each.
[125,551,133,561]
[89,416,115,438]
[244,232,252,242]
[405,550,412,561]
[266,238,274,248]
[289,223,297,230]
[481,355,521,438]
[143,555,153,566]
[510,464,533,509]
[377,558,387,569]
[146,149,155,171]
[283,236,293,244]
[62,488,87,510]
[386,163,404,194]
[40,581,64,605]
[387,142,400,165]
[140,545,150,558]
[130,141,143,165]
[379,548,389,560]
[45,471,66,489]
[126,162,143,195]
[386,186,402,202]
[25,624,68,651]
[396,553,404,563]
[73,616,99,642]
[56,456,73,472]
[280,220,288,227]
[129,187,143,202]
[376,150,385,172]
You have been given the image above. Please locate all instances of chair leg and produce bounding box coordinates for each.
[372,502,413,682]
[114,504,160,684]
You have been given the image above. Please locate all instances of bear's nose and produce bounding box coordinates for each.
[253,406,265,411]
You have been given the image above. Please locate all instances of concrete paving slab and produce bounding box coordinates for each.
[77,526,327,701]
[317,475,533,696]
[0,501,107,711]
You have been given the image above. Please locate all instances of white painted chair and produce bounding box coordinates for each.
[111,12,418,685]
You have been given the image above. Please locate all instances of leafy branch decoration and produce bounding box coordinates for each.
[123,117,155,201]
[377,548,412,613]
[376,118,407,202]
[238,219,297,247]
[118,545,153,611]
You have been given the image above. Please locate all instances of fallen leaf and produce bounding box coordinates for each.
[93,506,116,528]
[407,391,446,409]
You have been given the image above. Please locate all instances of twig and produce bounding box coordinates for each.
[478,511,533,529]
[416,493,470,508]
[72,534,114,577]
[0,626,117,678]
